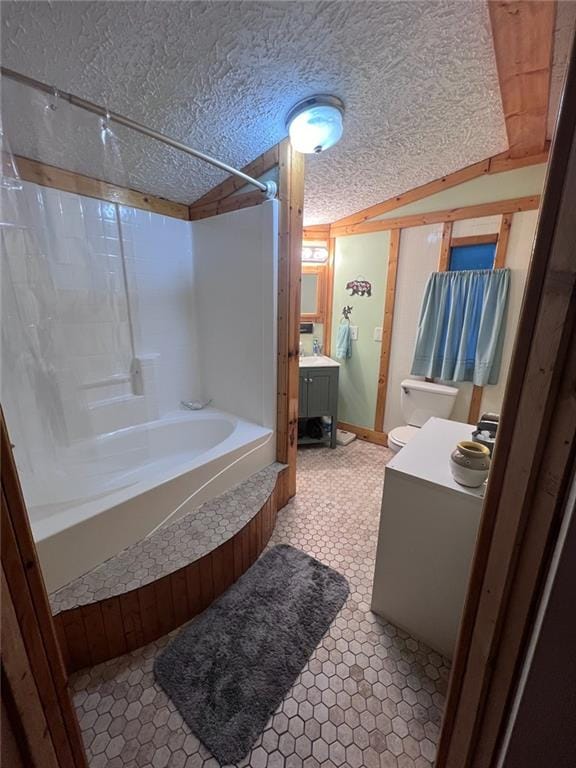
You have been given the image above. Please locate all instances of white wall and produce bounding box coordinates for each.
[479,211,537,416]
[120,206,202,415]
[193,201,278,429]
[1,181,134,477]
[2,181,278,499]
[384,224,442,434]
[383,213,538,432]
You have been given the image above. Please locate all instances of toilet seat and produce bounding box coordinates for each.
[388,425,419,451]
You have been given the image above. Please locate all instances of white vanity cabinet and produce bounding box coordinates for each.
[371,418,485,658]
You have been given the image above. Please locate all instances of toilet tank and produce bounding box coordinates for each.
[400,379,458,427]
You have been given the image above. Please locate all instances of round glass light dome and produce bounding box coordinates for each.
[286,96,344,154]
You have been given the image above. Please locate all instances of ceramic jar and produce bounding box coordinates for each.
[450,440,491,487]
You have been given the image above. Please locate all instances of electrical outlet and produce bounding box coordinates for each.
[374,327,383,342]
[350,325,359,340]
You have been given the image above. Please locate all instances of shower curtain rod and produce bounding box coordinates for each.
[1,67,277,199]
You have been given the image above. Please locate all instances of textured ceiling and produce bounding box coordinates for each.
[0,2,570,225]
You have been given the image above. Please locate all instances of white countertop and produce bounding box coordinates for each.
[387,417,486,499]
[299,355,340,368]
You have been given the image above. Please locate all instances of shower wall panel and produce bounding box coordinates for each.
[1,180,202,484]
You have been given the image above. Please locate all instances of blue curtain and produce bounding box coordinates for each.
[411,268,510,386]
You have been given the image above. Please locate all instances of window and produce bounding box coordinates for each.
[449,242,496,271]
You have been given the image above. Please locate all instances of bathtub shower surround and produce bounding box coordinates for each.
[1,179,278,589]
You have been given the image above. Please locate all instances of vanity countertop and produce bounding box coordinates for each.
[299,355,341,368]
[387,417,485,499]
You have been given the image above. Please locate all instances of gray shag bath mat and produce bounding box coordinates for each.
[154,544,349,765]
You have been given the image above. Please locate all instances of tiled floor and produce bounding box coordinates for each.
[72,440,450,768]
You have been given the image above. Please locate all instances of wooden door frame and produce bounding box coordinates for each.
[436,39,576,768]
[1,410,89,768]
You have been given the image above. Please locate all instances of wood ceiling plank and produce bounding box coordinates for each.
[489,1,556,158]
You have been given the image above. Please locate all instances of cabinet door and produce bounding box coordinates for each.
[298,374,308,417]
[307,372,332,416]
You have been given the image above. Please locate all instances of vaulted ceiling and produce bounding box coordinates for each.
[1,1,574,224]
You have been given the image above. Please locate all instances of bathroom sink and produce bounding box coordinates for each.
[299,355,340,368]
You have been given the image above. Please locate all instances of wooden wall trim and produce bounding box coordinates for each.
[337,421,389,447]
[451,234,499,247]
[53,473,282,674]
[276,140,305,505]
[189,145,279,208]
[2,567,60,768]
[14,155,190,220]
[487,146,549,174]
[374,229,400,433]
[303,225,330,240]
[1,411,88,767]
[489,0,555,158]
[188,189,267,221]
[332,158,491,228]
[437,41,576,768]
[323,238,336,356]
[329,195,539,238]
[330,149,548,229]
[467,386,484,426]
[494,214,512,269]
[438,222,453,271]
[465,214,512,426]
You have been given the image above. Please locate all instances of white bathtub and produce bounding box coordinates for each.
[29,409,274,593]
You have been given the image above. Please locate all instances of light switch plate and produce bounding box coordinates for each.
[350,326,359,340]
[374,327,383,342]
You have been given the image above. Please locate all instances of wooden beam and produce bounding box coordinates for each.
[467,386,484,426]
[488,145,550,174]
[374,230,401,432]
[303,225,330,241]
[438,222,453,271]
[323,238,336,356]
[276,140,305,505]
[330,147,548,231]
[331,158,491,228]
[437,43,576,768]
[15,155,189,220]
[329,195,540,238]
[189,145,279,208]
[338,421,389,447]
[188,190,267,221]
[467,214,513,425]
[494,214,512,268]
[489,1,555,158]
[451,234,499,247]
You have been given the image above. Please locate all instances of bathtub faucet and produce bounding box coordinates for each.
[181,399,212,411]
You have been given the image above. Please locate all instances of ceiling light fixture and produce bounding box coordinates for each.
[286,95,344,154]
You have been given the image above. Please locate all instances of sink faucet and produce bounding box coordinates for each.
[181,399,212,411]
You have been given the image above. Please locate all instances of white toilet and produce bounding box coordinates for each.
[388,378,459,453]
